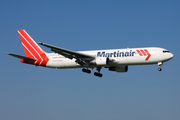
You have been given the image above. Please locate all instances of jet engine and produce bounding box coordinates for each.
[109,66,128,72]
[95,57,110,66]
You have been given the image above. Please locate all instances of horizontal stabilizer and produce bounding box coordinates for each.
[7,53,37,61]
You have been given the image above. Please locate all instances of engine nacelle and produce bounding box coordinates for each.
[95,57,109,66]
[109,66,128,72]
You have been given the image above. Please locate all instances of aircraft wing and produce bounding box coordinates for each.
[37,42,95,65]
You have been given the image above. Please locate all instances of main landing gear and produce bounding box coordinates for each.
[94,67,103,77]
[82,68,91,74]
[158,62,163,71]
[82,67,103,77]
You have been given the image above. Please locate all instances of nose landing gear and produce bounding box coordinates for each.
[158,68,162,71]
[158,62,163,71]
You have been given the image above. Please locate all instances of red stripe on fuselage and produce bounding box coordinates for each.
[144,49,151,61]
[136,49,151,61]
[140,49,147,56]
[136,50,143,56]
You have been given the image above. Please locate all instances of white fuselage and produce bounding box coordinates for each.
[8,30,174,77]
[45,47,173,69]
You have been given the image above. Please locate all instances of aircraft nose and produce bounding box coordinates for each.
[170,53,174,59]
[171,53,174,58]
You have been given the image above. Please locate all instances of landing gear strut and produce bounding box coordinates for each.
[82,68,91,74]
[94,67,103,77]
[158,62,163,71]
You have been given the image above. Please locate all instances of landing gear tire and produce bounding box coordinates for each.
[158,68,162,71]
[86,70,91,74]
[82,68,91,74]
[94,72,103,77]
[82,68,86,72]
[158,62,163,71]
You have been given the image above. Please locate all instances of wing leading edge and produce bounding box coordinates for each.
[37,42,95,65]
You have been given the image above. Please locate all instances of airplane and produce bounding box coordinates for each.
[7,30,174,77]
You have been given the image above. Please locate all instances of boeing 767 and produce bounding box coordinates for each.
[7,30,174,77]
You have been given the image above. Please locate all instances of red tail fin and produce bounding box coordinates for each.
[18,30,49,66]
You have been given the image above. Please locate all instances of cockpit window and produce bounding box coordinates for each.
[163,50,170,53]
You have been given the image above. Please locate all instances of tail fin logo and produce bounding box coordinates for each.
[18,30,49,66]
[136,49,151,61]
